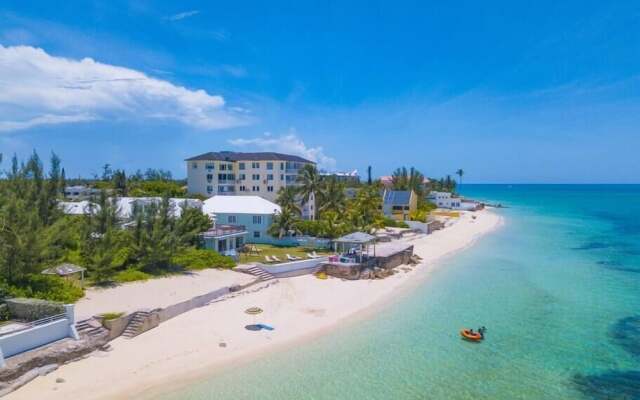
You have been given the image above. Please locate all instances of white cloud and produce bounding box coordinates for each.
[167,10,200,21]
[0,45,249,133]
[228,130,336,170]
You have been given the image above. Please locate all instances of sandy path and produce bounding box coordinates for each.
[7,209,502,400]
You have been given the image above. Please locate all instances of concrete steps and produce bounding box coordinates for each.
[122,311,151,339]
[76,318,108,338]
[245,266,276,282]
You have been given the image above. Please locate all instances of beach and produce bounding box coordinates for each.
[6,209,502,400]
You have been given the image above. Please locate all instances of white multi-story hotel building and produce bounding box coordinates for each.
[185,151,315,202]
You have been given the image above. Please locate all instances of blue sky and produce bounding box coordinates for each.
[0,1,639,182]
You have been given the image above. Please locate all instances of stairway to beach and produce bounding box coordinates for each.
[244,266,276,282]
[122,310,152,339]
[75,318,108,339]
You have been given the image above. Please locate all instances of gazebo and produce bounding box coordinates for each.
[42,263,86,286]
[333,232,377,264]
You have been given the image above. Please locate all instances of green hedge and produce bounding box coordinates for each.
[114,269,152,283]
[171,248,235,270]
[1,275,84,303]
[5,298,65,321]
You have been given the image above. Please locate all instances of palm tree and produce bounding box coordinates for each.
[268,206,300,239]
[456,169,464,188]
[319,177,346,216]
[275,186,301,216]
[297,164,321,220]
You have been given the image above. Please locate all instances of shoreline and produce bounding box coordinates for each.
[6,209,503,400]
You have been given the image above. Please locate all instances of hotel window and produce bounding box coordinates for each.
[252,162,260,169]
[252,174,260,180]
[192,162,198,169]
[227,174,235,180]
[239,174,246,180]
[253,216,263,224]
[220,164,227,171]
[280,174,284,180]
[206,185,213,193]
[239,162,245,170]
[280,162,284,170]
[228,215,237,223]
[239,185,246,192]
[252,186,260,192]
[253,231,261,238]
[267,186,274,192]
[206,174,213,182]
[205,163,214,170]
[266,162,273,170]
[218,174,227,181]
[267,174,274,181]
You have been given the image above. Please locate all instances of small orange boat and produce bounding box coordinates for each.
[460,328,483,342]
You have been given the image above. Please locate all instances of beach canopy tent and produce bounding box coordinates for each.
[42,263,86,286]
[333,232,376,262]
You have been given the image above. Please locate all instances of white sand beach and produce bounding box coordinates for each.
[7,210,502,400]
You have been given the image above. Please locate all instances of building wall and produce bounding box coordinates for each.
[214,212,278,244]
[187,158,313,202]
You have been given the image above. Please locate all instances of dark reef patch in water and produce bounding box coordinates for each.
[572,370,640,400]
[610,316,640,358]
[573,242,612,251]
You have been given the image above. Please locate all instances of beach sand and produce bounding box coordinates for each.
[6,209,502,400]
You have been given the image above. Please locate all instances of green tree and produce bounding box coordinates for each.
[268,206,300,239]
[456,169,464,188]
[297,164,321,220]
[318,177,346,216]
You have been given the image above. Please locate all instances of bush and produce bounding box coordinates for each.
[100,312,124,321]
[171,248,236,270]
[382,217,410,228]
[5,298,65,321]
[114,269,152,283]
[3,275,84,303]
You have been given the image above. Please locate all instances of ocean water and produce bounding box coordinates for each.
[158,185,640,400]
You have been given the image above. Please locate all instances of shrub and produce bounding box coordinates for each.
[382,217,410,228]
[3,275,84,303]
[114,269,152,283]
[171,248,236,270]
[5,298,65,321]
[100,312,124,321]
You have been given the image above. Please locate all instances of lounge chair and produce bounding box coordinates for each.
[265,255,274,263]
[286,254,300,261]
[311,251,319,258]
[271,256,282,262]
[307,253,315,259]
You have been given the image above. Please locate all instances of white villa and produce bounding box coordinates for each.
[185,151,315,202]
[428,191,480,211]
[202,195,282,245]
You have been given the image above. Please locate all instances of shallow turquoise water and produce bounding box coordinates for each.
[159,185,640,400]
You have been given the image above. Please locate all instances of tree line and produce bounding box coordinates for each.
[0,152,222,303]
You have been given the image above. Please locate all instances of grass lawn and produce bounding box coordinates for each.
[239,244,333,264]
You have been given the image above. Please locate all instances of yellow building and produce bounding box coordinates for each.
[381,189,418,221]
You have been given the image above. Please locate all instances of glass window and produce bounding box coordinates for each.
[267,186,274,192]
[253,215,263,224]
[267,162,273,170]
[206,185,213,193]
[220,164,227,171]
[253,174,260,180]
[239,162,245,170]
[239,174,246,180]
[253,231,261,238]
[267,174,274,180]
[192,162,198,169]
[205,163,214,170]
[228,215,237,223]
[252,162,260,169]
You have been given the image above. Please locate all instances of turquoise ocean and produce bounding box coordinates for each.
[159,185,640,400]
